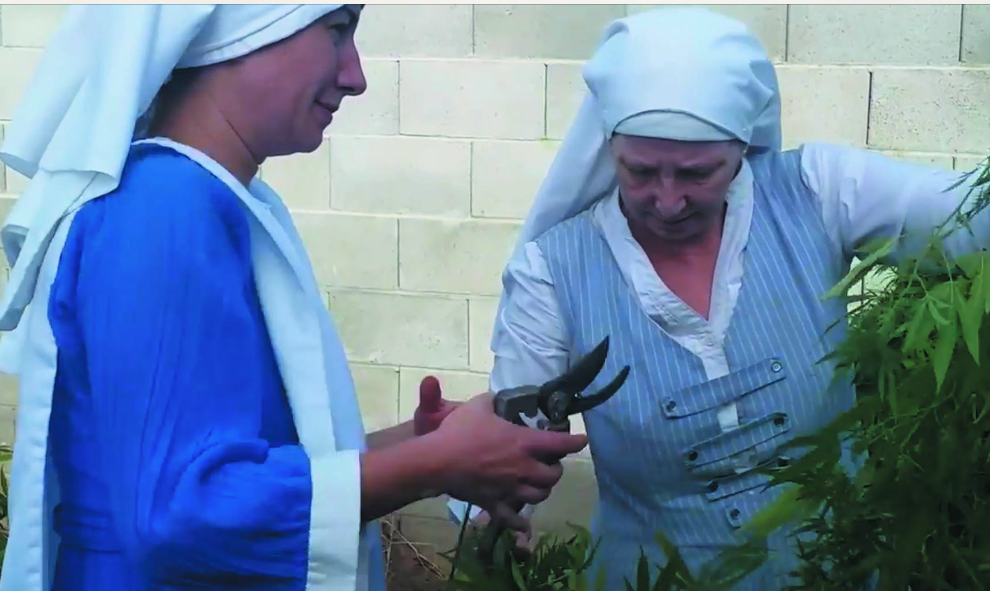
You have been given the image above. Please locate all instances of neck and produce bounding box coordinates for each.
[625,204,726,262]
[149,90,260,186]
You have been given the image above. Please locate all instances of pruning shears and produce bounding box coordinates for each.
[476,336,631,566]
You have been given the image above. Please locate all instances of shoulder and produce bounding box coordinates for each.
[71,143,251,259]
[533,207,598,248]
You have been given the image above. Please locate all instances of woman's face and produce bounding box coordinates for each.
[212,7,367,158]
[611,134,745,244]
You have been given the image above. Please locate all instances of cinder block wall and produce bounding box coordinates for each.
[0,5,988,542]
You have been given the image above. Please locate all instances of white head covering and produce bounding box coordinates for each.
[493,7,781,337]
[0,4,347,332]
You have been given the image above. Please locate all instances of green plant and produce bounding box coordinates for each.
[446,160,990,591]
[446,524,605,591]
[701,158,990,590]
[0,443,11,569]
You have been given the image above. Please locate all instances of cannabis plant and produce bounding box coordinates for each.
[447,524,604,591]
[711,158,990,590]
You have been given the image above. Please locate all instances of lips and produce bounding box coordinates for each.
[655,212,695,225]
[315,100,338,114]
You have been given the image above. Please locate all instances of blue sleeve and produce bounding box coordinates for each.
[51,160,312,588]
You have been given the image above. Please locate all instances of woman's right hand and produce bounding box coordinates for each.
[428,392,587,533]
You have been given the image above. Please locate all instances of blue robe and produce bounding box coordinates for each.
[46,143,316,589]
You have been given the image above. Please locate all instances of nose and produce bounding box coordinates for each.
[338,39,368,97]
[649,179,688,218]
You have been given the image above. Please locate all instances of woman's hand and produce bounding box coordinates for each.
[428,393,587,533]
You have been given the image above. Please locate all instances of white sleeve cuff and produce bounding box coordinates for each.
[446,497,535,524]
[446,496,484,524]
[306,450,362,591]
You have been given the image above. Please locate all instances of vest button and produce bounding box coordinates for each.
[707,481,719,493]
[686,450,699,462]
[774,415,787,427]
[771,360,783,373]
[729,508,741,520]
[665,399,677,413]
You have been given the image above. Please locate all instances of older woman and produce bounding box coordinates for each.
[490,7,989,590]
[0,5,587,591]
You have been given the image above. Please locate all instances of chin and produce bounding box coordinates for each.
[295,131,325,154]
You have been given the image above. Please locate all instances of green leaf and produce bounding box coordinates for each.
[823,238,898,301]
[957,281,982,364]
[510,557,528,590]
[655,562,676,591]
[932,309,958,392]
[902,301,935,353]
[637,549,651,590]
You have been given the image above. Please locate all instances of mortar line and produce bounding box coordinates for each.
[864,70,874,148]
[959,5,966,63]
[784,4,791,61]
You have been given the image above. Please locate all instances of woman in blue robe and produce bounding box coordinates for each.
[0,5,588,590]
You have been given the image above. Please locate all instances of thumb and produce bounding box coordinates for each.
[419,376,442,413]
[525,430,588,457]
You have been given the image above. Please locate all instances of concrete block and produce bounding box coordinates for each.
[5,166,27,195]
[531,457,597,532]
[293,211,397,290]
[399,218,520,296]
[398,367,489,421]
[330,291,469,369]
[0,195,16,231]
[260,139,330,211]
[878,151,955,170]
[474,5,625,60]
[0,122,5,192]
[395,514,460,558]
[788,5,961,65]
[628,5,786,61]
[400,60,545,140]
[469,297,499,373]
[328,59,399,136]
[355,5,472,58]
[400,496,451,521]
[869,68,990,153]
[546,62,586,140]
[0,371,17,407]
[0,405,13,448]
[1,5,65,47]
[331,136,470,217]
[350,363,400,432]
[963,5,990,64]
[955,155,988,171]
[777,66,870,148]
[0,48,42,120]
[472,140,560,219]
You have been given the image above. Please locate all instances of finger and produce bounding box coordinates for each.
[418,376,442,413]
[521,460,564,489]
[523,430,589,457]
[512,532,533,560]
[490,503,530,534]
[512,484,552,505]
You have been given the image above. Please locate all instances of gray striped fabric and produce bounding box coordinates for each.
[537,148,860,590]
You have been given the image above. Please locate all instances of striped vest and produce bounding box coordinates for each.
[536,149,858,589]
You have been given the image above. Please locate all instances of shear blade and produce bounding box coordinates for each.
[567,365,630,414]
[540,336,611,396]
